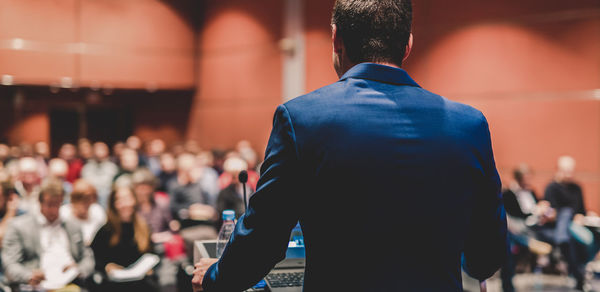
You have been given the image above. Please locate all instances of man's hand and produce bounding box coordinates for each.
[192,258,219,292]
[29,269,45,286]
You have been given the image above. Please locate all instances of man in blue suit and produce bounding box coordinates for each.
[193,0,507,291]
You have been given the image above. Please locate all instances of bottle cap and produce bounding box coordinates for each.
[222,209,236,221]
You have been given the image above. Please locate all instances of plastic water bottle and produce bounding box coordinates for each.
[216,209,236,258]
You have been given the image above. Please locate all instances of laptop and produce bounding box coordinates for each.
[194,223,305,292]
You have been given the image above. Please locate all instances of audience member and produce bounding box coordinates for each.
[1,179,94,291]
[0,181,18,286]
[90,186,159,292]
[544,156,592,290]
[158,153,177,193]
[217,149,259,191]
[146,139,166,176]
[169,153,216,225]
[501,164,554,292]
[81,142,119,208]
[0,182,18,248]
[216,156,252,229]
[132,169,172,237]
[47,158,73,199]
[113,148,140,182]
[78,138,94,163]
[126,136,148,167]
[14,157,41,215]
[60,179,106,246]
[169,153,217,261]
[0,144,10,166]
[32,142,50,179]
[111,141,125,167]
[191,154,220,207]
[58,143,83,184]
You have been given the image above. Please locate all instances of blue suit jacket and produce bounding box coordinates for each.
[203,63,507,291]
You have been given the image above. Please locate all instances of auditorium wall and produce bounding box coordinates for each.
[0,0,197,147]
[203,0,600,210]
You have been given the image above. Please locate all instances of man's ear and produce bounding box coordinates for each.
[402,33,413,63]
[332,24,344,56]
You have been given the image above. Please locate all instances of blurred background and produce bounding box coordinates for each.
[0,0,598,291]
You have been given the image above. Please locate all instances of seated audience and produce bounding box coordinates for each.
[90,186,159,292]
[1,179,94,291]
[81,142,118,208]
[60,179,106,246]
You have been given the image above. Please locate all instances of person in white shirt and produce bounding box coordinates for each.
[81,142,118,209]
[60,179,107,246]
[1,178,94,290]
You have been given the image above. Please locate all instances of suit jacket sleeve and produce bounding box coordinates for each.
[202,105,302,291]
[1,219,33,283]
[462,115,508,281]
[69,223,95,279]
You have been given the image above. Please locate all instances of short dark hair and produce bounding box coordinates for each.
[332,0,412,66]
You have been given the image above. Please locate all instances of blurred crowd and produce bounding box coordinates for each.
[0,137,261,292]
[501,156,599,292]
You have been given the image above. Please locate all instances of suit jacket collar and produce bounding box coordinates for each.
[339,62,421,87]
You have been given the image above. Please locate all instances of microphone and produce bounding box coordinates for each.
[239,170,248,212]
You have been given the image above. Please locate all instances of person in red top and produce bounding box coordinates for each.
[58,143,84,184]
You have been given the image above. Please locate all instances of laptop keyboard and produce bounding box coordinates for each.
[266,272,304,287]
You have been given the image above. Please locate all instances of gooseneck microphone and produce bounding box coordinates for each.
[238,170,249,213]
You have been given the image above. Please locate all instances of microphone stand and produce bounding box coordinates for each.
[239,170,248,213]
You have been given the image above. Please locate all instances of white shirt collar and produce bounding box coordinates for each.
[36,213,62,227]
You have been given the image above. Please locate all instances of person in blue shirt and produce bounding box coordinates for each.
[193,0,507,291]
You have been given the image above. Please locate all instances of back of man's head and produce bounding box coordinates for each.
[332,0,412,66]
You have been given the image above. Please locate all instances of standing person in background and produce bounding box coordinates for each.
[81,142,119,208]
[193,0,507,290]
[544,155,593,290]
[90,186,159,292]
[60,179,106,246]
